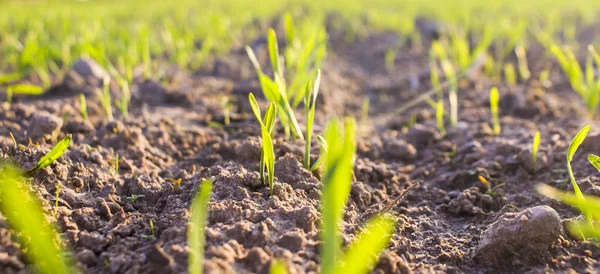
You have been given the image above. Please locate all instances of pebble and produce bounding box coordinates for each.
[402,124,440,149]
[474,205,563,265]
[27,112,63,141]
[72,58,109,82]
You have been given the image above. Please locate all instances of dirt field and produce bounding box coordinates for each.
[1,24,600,274]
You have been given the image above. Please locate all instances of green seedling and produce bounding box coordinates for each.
[0,72,21,85]
[96,76,114,121]
[79,94,89,121]
[504,63,516,85]
[126,194,145,203]
[246,29,304,140]
[168,178,182,191]
[384,47,398,72]
[28,134,72,175]
[110,154,119,176]
[489,87,500,135]
[270,259,288,274]
[430,52,445,135]
[333,215,396,274]
[219,96,232,126]
[515,45,531,81]
[304,70,321,170]
[116,78,130,117]
[149,219,155,237]
[566,125,591,223]
[311,135,328,172]
[0,164,74,274]
[53,182,61,218]
[320,118,396,274]
[5,84,43,107]
[588,154,600,171]
[248,93,277,195]
[188,179,213,274]
[432,41,458,128]
[551,44,600,115]
[532,131,541,173]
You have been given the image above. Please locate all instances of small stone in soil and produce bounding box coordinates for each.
[474,205,563,266]
[402,124,440,149]
[385,139,417,162]
[27,112,63,142]
[71,58,110,83]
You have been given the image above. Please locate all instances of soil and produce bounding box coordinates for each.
[2,24,600,274]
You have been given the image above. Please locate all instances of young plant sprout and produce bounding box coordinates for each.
[111,154,119,176]
[79,94,89,121]
[320,118,396,274]
[489,87,500,135]
[551,45,600,115]
[27,134,72,175]
[566,125,591,223]
[515,45,531,81]
[116,78,130,117]
[304,70,321,170]
[430,51,445,135]
[504,63,516,85]
[532,130,541,173]
[432,41,458,128]
[5,84,43,107]
[270,259,288,274]
[0,164,74,273]
[311,135,328,172]
[219,95,232,126]
[248,93,277,195]
[53,182,61,218]
[96,76,114,121]
[245,29,304,140]
[188,179,213,274]
[149,219,156,237]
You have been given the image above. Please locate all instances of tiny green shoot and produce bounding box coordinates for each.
[149,219,156,237]
[248,93,277,195]
[96,76,114,121]
[126,194,145,203]
[188,179,213,274]
[116,78,130,117]
[310,135,328,172]
[532,131,541,173]
[304,70,321,170]
[489,87,500,135]
[5,84,43,107]
[566,125,591,223]
[504,63,516,85]
[270,259,288,274]
[79,94,89,121]
[28,134,72,175]
[53,182,61,218]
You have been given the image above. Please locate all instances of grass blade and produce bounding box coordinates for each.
[28,134,72,175]
[532,131,541,172]
[588,154,600,172]
[334,214,396,274]
[569,125,590,162]
[321,118,356,274]
[490,86,500,135]
[188,179,213,274]
[0,164,73,274]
